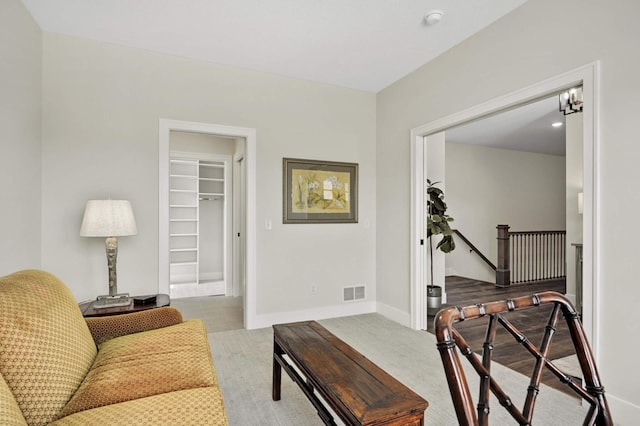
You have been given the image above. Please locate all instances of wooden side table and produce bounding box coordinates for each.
[79,294,170,317]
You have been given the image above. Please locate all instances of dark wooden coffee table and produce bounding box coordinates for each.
[273,320,428,425]
[79,294,170,317]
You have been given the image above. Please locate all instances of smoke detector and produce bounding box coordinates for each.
[424,10,444,25]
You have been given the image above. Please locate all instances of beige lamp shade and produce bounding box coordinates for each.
[80,200,138,237]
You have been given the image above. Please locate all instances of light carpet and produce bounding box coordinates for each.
[552,354,582,379]
[208,313,587,425]
[172,296,243,333]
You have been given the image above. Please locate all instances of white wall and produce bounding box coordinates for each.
[0,0,42,275]
[376,0,640,420]
[40,33,377,322]
[171,131,236,156]
[445,143,565,283]
[565,113,584,303]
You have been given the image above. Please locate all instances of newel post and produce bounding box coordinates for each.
[496,225,511,287]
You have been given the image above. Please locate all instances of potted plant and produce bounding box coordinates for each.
[426,179,455,315]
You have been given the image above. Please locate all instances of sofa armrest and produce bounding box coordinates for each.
[85,306,184,346]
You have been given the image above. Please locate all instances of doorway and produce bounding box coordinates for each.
[409,63,600,354]
[168,133,234,298]
[159,119,257,329]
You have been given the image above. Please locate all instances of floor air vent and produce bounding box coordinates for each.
[343,286,365,302]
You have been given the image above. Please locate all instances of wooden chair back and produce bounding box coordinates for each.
[434,291,613,425]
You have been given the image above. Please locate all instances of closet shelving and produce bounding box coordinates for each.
[198,162,225,202]
[169,158,227,291]
[197,161,225,286]
[169,159,199,285]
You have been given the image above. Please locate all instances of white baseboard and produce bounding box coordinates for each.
[251,301,414,331]
[607,393,640,425]
[376,301,411,328]
[250,301,376,329]
[170,280,226,298]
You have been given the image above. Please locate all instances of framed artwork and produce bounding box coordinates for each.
[283,158,358,224]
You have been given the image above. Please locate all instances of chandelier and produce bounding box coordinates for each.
[559,87,583,115]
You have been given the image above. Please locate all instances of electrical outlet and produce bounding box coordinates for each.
[311,284,317,294]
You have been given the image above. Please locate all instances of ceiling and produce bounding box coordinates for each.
[446,95,567,156]
[20,0,527,93]
[21,0,566,156]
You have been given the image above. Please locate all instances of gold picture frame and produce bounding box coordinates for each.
[283,158,358,224]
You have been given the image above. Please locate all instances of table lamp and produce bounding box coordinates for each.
[80,199,137,307]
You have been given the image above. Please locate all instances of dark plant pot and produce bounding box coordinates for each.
[427,285,442,316]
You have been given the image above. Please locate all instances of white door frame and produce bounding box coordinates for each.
[232,152,246,298]
[159,119,257,329]
[410,62,601,356]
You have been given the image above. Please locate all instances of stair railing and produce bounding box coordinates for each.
[496,225,566,287]
[452,229,496,271]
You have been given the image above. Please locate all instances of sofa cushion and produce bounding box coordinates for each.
[51,387,228,425]
[85,306,184,345]
[0,373,27,426]
[0,270,97,426]
[60,319,217,417]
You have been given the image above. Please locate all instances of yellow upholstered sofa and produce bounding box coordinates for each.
[0,270,228,425]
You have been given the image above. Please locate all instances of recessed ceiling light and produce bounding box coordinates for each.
[424,10,444,25]
[552,122,563,128]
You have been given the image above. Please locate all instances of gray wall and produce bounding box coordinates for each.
[0,0,42,275]
[376,0,639,420]
[40,33,377,320]
[444,143,566,283]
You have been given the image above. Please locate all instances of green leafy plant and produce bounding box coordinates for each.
[427,179,455,287]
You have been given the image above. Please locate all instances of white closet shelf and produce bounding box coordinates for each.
[200,163,224,168]
[170,281,198,286]
[170,174,198,179]
[199,279,224,285]
[170,204,197,208]
[170,233,198,237]
[200,192,224,197]
[170,159,198,164]
[199,177,224,182]
[170,248,197,252]
[171,261,197,266]
[170,189,197,193]
[170,219,197,222]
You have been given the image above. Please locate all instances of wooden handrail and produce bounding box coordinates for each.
[509,230,566,236]
[453,229,496,271]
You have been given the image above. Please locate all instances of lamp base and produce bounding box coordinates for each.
[94,293,132,308]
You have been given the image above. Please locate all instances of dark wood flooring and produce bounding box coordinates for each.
[426,276,578,397]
